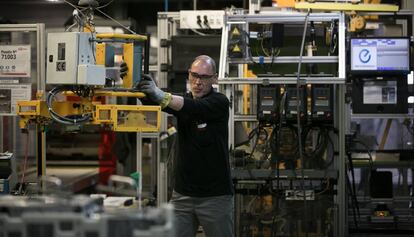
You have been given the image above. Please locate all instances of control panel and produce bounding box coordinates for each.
[47,32,104,85]
[179,10,224,29]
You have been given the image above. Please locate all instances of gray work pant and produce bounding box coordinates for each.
[170,191,234,237]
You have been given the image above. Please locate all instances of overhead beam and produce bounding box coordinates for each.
[295,2,399,12]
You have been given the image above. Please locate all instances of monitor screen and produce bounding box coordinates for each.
[350,37,410,74]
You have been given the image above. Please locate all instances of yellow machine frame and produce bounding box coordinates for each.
[17,99,161,132]
[95,104,160,132]
[17,33,161,133]
[295,1,399,12]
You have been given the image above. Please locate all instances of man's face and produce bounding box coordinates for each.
[188,59,216,99]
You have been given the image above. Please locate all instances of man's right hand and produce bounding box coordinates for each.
[120,61,128,78]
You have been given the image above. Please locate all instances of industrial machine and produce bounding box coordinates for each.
[2,1,163,199]
[217,0,412,236]
[219,10,346,237]
[346,13,414,233]
[16,4,160,133]
[350,37,410,114]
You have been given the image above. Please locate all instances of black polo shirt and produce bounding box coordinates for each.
[164,89,233,197]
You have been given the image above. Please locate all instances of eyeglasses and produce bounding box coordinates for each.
[188,70,215,80]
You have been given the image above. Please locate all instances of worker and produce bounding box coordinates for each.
[137,55,234,237]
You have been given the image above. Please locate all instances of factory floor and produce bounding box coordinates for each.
[195,232,412,237]
[194,225,414,237]
[195,234,412,237]
[351,235,411,237]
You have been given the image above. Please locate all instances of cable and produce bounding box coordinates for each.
[268,195,335,236]
[248,45,258,65]
[18,132,30,194]
[269,48,279,70]
[267,90,290,236]
[46,85,92,125]
[352,139,374,215]
[274,91,285,234]
[295,10,310,237]
[63,0,88,17]
[190,28,207,36]
[63,0,130,40]
[329,20,338,54]
[302,126,325,169]
[346,137,366,229]
[65,22,77,32]
[302,125,336,169]
[89,31,97,62]
[62,1,99,32]
[260,38,270,57]
[353,139,374,170]
[325,130,335,168]
[95,8,137,34]
[97,0,115,9]
[246,125,268,176]
[346,167,359,229]
[315,178,330,195]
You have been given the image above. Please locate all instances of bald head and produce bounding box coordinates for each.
[188,55,217,99]
[191,55,216,75]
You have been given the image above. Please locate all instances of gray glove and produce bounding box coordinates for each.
[138,75,166,103]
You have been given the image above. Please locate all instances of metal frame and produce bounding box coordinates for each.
[218,77,345,84]
[219,11,346,147]
[156,12,180,206]
[219,12,347,237]
[346,10,414,233]
[0,24,46,94]
[229,55,339,64]
[0,24,45,186]
[219,12,346,83]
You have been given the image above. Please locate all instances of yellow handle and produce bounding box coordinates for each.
[96,33,147,41]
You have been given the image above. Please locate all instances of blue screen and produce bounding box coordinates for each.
[351,38,410,72]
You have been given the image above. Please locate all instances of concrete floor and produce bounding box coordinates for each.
[196,234,411,237]
[195,226,414,237]
[195,231,413,237]
[351,235,411,237]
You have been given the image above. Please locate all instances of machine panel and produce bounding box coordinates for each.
[47,32,96,85]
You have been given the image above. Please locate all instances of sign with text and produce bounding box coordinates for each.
[0,45,31,78]
[0,84,31,115]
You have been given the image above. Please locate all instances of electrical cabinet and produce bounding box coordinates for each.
[47,32,104,85]
[218,12,347,237]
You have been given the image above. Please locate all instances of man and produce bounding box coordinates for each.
[138,55,234,237]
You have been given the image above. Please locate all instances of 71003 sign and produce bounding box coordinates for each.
[0,45,31,78]
[2,53,17,60]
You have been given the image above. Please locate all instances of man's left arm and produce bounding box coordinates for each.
[137,76,228,119]
[167,95,184,111]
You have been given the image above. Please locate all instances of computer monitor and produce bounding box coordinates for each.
[351,77,408,114]
[350,37,411,75]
